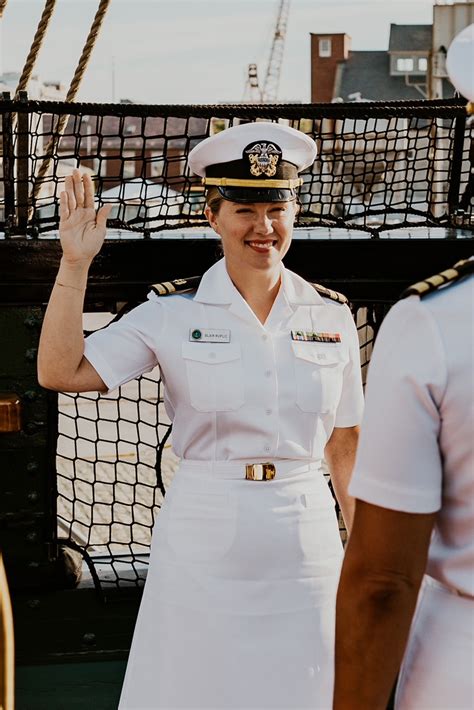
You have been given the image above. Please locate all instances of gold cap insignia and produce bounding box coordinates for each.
[244,141,282,178]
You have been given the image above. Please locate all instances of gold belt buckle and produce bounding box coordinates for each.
[245,462,276,481]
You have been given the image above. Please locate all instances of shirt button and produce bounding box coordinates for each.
[264,445,271,453]
[208,352,216,359]
[265,408,272,415]
[265,369,272,377]
[262,334,268,341]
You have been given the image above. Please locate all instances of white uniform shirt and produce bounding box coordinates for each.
[84,258,363,462]
[349,274,474,597]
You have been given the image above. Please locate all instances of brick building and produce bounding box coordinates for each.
[40,114,208,191]
[311,3,474,103]
[311,24,435,102]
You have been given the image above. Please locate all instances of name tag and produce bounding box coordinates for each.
[190,328,231,343]
[291,330,341,343]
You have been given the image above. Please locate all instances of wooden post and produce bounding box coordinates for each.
[16,92,30,236]
[1,93,15,238]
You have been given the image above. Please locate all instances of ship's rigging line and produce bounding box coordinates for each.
[14,0,58,101]
[13,0,113,208]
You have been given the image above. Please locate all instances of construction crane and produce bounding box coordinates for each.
[243,0,290,103]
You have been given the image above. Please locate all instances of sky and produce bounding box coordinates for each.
[1,0,439,104]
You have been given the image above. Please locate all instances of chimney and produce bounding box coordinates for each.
[311,33,351,102]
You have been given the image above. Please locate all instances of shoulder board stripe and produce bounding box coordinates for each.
[401,259,473,299]
[454,258,474,272]
[311,282,349,305]
[150,275,202,297]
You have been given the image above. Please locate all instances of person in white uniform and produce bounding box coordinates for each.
[333,259,474,710]
[37,122,364,710]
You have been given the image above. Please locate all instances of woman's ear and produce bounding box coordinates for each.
[204,205,219,234]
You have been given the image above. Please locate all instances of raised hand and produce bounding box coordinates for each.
[59,169,112,266]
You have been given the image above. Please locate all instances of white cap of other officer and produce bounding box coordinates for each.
[446,23,474,106]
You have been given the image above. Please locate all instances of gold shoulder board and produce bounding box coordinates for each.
[311,282,349,305]
[401,258,474,299]
[149,275,202,297]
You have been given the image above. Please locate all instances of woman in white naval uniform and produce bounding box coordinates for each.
[37,122,364,710]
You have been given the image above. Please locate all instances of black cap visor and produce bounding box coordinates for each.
[217,186,297,204]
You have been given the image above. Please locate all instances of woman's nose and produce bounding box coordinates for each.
[254,214,273,234]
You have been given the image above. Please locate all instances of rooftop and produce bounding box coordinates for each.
[388,24,432,53]
[337,51,425,101]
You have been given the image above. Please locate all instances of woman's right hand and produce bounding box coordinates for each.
[59,169,112,266]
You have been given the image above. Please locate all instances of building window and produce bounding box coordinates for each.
[149,159,164,178]
[397,57,414,72]
[319,38,332,58]
[98,153,108,177]
[418,57,428,72]
[123,151,136,179]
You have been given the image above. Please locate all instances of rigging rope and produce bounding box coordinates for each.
[30,0,112,207]
[14,0,58,100]
[64,0,112,105]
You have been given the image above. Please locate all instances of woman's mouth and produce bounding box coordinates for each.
[245,240,277,253]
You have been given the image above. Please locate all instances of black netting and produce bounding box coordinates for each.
[57,367,173,588]
[0,97,472,239]
[2,95,470,591]
[54,304,386,588]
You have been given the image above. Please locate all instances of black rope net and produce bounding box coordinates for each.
[0,97,473,238]
[1,97,470,591]
[56,364,172,588]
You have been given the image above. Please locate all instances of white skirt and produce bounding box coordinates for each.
[119,459,343,710]
[395,576,474,709]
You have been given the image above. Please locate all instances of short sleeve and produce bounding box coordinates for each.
[334,305,364,427]
[83,296,163,392]
[349,298,446,513]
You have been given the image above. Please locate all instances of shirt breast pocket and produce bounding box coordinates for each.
[292,343,345,414]
[182,341,245,412]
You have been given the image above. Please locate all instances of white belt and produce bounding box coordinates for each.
[179,459,323,481]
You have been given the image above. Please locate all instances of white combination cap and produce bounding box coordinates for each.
[446,23,474,104]
[188,121,317,203]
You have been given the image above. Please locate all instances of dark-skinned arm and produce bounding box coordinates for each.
[333,500,436,710]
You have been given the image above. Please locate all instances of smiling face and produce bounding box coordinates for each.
[205,199,297,274]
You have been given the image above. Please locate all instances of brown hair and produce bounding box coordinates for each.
[205,187,225,215]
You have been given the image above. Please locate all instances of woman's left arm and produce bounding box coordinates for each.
[325,425,359,533]
[325,304,364,531]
